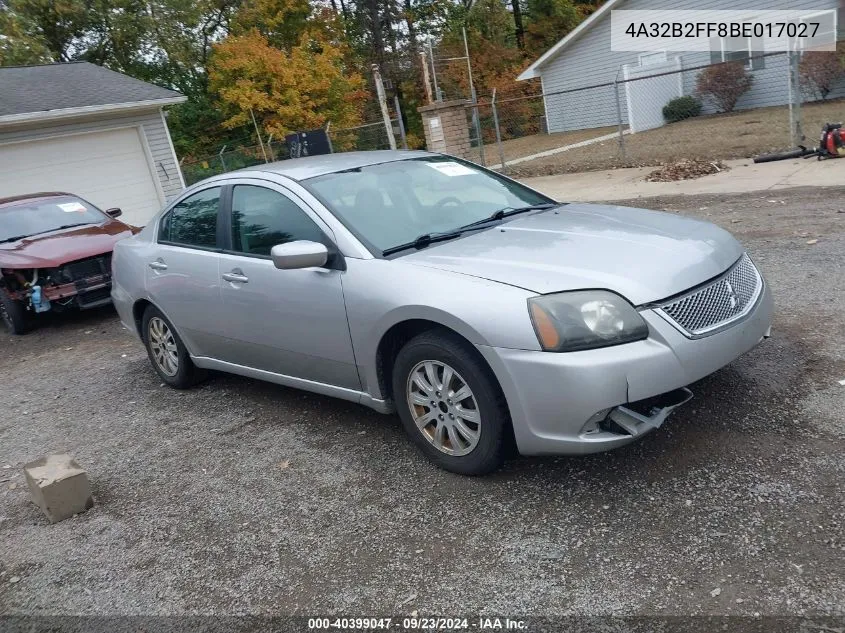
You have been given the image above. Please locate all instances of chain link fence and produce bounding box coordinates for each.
[180,77,408,186]
[464,44,845,176]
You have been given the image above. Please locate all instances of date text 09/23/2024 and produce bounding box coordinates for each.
[307,617,528,630]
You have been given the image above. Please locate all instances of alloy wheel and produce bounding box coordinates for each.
[148,316,179,377]
[406,360,481,456]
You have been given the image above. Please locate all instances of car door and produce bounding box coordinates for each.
[145,185,225,357]
[214,180,360,390]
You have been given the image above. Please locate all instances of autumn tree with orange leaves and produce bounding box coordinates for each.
[209,1,367,139]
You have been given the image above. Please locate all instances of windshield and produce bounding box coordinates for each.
[0,196,107,243]
[304,157,553,254]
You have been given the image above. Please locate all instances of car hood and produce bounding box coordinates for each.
[402,203,744,305]
[0,221,135,268]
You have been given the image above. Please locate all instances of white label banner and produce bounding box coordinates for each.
[610,10,837,53]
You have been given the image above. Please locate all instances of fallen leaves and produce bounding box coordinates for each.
[646,160,728,182]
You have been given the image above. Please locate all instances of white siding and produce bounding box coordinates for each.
[537,0,842,133]
[0,108,183,201]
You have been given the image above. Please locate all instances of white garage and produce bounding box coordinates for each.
[0,62,186,227]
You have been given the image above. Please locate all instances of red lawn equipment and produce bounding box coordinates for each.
[753,122,845,163]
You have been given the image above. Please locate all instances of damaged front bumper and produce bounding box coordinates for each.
[605,387,694,437]
[2,254,114,313]
[476,281,773,456]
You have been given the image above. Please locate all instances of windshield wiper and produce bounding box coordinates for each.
[381,203,561,257]
[382,231,465,256]
[0,223,94,245]
[459,203,560,230]
[49,223,93,232]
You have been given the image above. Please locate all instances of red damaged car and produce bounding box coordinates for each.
[0,192,139,334]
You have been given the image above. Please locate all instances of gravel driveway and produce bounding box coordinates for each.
[1,186,844,619]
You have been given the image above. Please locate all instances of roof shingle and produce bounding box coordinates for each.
[0,62,184,118]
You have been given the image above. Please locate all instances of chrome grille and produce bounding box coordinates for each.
[656,253,762,337]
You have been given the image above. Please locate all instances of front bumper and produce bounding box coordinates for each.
[477,282,773,456]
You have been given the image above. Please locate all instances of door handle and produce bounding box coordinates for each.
[148,260,168,271]
[222,271,249,284]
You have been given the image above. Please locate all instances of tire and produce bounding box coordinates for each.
[0,292,33,335]
[392,330,509,475]
[141,305,206,388]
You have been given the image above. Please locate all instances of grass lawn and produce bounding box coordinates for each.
[481,125,618,164]
[501,98,845,177]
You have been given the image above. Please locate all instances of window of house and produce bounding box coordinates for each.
[710,36,765,71]
[158,187,221,249]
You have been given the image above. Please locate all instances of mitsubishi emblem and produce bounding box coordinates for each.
[725,281,739,309]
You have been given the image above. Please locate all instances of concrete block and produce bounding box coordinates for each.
[24,454,93,523]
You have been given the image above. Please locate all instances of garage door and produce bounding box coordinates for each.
[0,127,164,226]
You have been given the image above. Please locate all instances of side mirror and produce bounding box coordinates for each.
[105,207,122,218]
[270,240,329,270]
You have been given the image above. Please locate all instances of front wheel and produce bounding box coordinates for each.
[141,305,206,388]
[392,330,508,475]
[0,292,33,335]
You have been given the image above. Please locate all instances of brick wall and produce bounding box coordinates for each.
[418,100,471,159]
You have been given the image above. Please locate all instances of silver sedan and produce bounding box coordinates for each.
[112,151,772,475]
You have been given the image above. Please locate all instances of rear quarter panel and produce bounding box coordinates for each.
[111,234,153,338]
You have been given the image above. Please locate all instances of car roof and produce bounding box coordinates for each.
[0,192,75,209]
[238,150,437,182]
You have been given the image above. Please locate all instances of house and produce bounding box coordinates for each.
[517,0,842,134]
[0,62,186,226]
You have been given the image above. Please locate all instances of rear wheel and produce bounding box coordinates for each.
[141,305,206,388]
[392,330,508,475]
[0,292,33,335]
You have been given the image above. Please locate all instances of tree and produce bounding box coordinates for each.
[799,47,844,101]
[0,6,52,64]
[231,0,310,49]
[524,0,579,57]
[0,0,89,63]
[510,0,524,49]
[696,61,753,113]
[209,26,367,138]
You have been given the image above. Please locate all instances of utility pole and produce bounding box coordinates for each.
[372,64,397,150]
[420,51,433,104]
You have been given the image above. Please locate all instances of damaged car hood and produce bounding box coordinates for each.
[0,222,134,269]
[403,203,744,305]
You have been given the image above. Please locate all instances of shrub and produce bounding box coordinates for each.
[799,48,845,100]
[695,61,753,113]
[662,95,702,123]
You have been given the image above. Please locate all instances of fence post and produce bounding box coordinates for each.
[428,38,442,102]
[325,121,334,154]
[218,144,228,171]
[614,67,626,159]
[491,88,505,169]
[788,44,804,146]
[266,134,276,162]
[372,64,397,150]
[393,95,408,149]
[249,108,269,163]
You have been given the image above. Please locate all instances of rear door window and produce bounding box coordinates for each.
[159,187,221,249]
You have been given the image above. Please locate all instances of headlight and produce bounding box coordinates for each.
[528,290,648,352]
